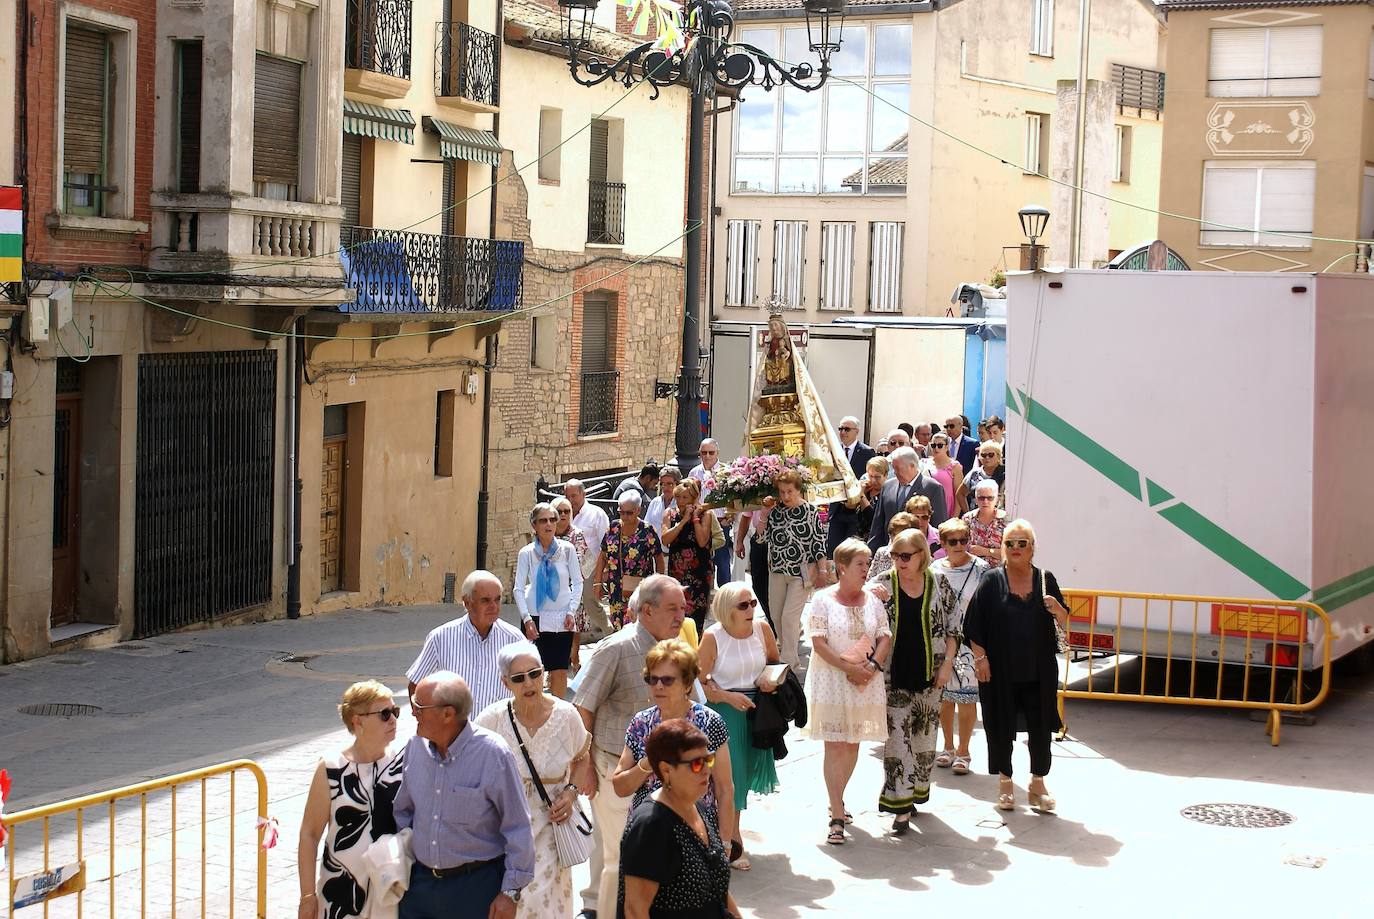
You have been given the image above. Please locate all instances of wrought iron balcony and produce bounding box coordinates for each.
[587,181,626,246]
[346,0,413,82]
[339,226,524,314]
[435,21,500,110]
[1111,63,1164,118]
[579,370,620,436]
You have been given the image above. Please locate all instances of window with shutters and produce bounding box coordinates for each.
[1200,161,1315,248]
[818,222,854,312]
[1024,113,1049,176]
[587,119,625,244]
[724,219,760,307]
[538,108,562,183]
[63,25,113,215]
[1113,125,1131,184]
[341,134,364,230]
[772,220,807,309]
[1208,27,1322,98]
[868,221,904,313]
[441,158,468,237]
[253,53,303,200]
[578,293,619,435]
[1030,0,1054,57]
[176,41,203,194]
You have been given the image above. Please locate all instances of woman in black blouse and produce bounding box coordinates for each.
[618,719,742,919]
[963,519,1069,814]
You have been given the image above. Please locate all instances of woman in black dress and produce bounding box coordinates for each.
[963,519,1070,814]
[618,719,742,919]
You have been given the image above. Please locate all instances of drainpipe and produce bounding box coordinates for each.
[475,0,503,571]
[285,321,303,618]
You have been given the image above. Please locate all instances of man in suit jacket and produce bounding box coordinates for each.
[868,447,949,551]
[826,416,877,555]
[945,415,980,472]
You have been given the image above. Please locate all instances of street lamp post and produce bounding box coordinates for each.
[1018,205,1050,271]
[556,0,848,472]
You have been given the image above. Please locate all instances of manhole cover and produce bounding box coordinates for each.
[1181,803,1293,828]
[20,703,104,717]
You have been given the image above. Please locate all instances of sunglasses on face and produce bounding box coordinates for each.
[669,753,716,774]
[644,674,680,687]
[1004,538,1032,549]
[930,443,947,450]
[535,517,557,525]
[508,667,545,684]
[892,551,923,562]
[736,598,759,610]
[943,537,970,546]
[557,509,571,516]
[838,426,856,432]
[979,452,998,459]
[361,706,402,722]
[944,424,959,430]
[976,494,997,501]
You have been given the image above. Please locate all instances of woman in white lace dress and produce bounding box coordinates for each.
[474,641,594,918]
[804,538,892,845]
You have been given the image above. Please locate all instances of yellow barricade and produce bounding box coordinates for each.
[3,759,268,918]
[1057,590,1332,746]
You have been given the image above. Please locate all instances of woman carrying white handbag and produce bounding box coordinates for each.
[474,642,597,917]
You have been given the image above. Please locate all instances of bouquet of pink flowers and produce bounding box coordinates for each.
[704,454,815,509]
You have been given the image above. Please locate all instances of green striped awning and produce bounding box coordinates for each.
[343,98,415,143]
[423,116,504,166]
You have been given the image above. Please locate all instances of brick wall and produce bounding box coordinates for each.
[23,0,157,270]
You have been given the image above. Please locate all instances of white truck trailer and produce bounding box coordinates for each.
[1005,269,1374,672]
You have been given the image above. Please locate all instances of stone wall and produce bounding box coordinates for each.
[486,152,685,586]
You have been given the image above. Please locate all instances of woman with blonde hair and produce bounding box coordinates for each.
[699,582,783,869]
[610,639,738,843]
[804,538,891,845]
[965,519,1070,812]
[297,680,405,919]
[877,529,956,834]
[929,518,989,776]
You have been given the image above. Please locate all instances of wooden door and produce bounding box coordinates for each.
[320,436,346,593]
[51,396,81,626]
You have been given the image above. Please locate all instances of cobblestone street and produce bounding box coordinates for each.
[3,606,1373,917]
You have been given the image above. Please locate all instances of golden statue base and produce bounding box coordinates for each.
[749,395,806,458]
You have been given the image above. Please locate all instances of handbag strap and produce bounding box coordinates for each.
[507,703,555,808]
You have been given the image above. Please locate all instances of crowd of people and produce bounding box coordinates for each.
[296,415,1073,919]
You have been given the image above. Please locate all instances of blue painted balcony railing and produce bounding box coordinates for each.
[339,226,524,314]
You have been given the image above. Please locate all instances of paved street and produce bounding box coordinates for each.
[3,605,1374,917]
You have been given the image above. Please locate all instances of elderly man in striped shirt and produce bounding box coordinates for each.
[407,570,525,716]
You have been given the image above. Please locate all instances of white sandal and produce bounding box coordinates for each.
[935,749,955,768]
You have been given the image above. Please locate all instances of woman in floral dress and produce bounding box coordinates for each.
[963,478,1007,567]
[662,478,724,633]
[594,491,664,630]
[475,641,593,919]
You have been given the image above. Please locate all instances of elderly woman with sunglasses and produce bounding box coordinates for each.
[594,492,666,631]
[551,496,592,669]
[958,442,1005,513]
[297,680,405,919]
[699,583,783,869]
[618,720,743,919]
[963,519,1070,813]
[611,639,737,845]
[929,519,990,776]
[961,478,1007,566]
[474,642,594,918]
[514,502,583,699]
[874,530,959,834]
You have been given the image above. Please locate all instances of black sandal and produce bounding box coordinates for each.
[826,818,846,845]
[891,814,911,836]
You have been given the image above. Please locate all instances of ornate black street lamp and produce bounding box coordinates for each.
[556,0,847,471]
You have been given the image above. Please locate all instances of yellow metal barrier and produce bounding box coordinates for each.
[2,759,268,918]
[1057,590,1332,746]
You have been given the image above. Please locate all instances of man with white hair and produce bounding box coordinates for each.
[688,437,737,585]
[565,479,612,638]
[407,570,524,715]
[396,671,534,917]
[826,415,876,555]
[868,447,949,551]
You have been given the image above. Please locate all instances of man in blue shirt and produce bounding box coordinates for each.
[396,672,535,919]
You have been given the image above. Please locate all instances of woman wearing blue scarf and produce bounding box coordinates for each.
[514,502,584,698]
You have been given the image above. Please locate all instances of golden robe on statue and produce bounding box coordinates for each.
[746,314,862,506]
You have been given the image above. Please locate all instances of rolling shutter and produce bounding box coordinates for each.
[64,26,109,175]
[589,120,609,184]
[253,54,302,186]
[341,134,362,230]
[581,295,611,373]
[178,41,203,193]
